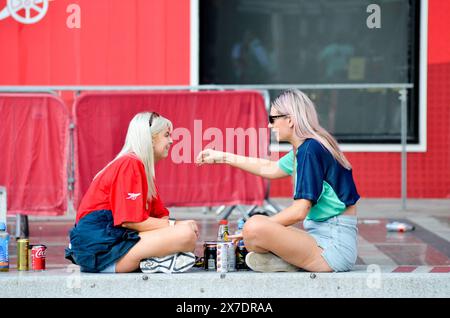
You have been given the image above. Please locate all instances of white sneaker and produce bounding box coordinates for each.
[245,252,299,272]
[140,252,195,274]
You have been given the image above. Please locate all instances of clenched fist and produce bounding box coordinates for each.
[196,149,226,165]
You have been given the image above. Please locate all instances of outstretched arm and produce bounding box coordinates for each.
[196,149,289,179]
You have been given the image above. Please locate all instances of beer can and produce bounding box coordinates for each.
[17,238,29,271]
[216,242,228,273]
[31,244,46,271]
[224,242,236,272]
[203,241,217,271]
[236,242,249,270]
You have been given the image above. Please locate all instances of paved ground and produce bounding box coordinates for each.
[1,198,449,297]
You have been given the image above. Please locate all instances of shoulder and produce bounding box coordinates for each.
[297,139,328,158]
[116,154,144,166]
[279,150,294,161]
[108,154,145,174]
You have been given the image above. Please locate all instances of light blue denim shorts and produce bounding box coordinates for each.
[100,262,116,273]
[303,215,358,272]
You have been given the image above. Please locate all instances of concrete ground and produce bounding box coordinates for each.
[1,198,449,298]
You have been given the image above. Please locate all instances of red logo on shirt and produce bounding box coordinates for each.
[126,193,141,200]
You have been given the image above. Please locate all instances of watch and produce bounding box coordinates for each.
[168,218,176,227]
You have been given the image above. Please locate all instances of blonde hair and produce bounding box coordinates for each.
[95,112,173,200]
[272,89,352,169]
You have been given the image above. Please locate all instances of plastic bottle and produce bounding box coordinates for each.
[386,221,415,232]
[235,219,248,270]
[0,222,10,272]
[217,220,229,242]
[235,219,245,238]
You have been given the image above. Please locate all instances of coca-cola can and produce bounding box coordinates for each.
[31,245,46,271]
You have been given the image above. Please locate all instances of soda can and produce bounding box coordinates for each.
[224,242,236,272]
[216,242,228,273]
[203,241,217,271]
[31,244,46,271]
[236,241,249,270]
[17,238,29,271]
[386,221,415,232]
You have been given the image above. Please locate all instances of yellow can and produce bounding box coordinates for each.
[17,238,29,271]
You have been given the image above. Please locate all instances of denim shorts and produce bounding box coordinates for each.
[65,210,140,273]
[303,215,358,272]
[100,262,116,273]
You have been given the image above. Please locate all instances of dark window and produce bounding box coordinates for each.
[200,0,420,144]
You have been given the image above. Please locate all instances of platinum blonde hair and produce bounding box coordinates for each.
[95,112,173,200]
[272,89,352,169]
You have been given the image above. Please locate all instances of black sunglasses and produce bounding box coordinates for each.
[149,112,160,127]
[268,114,288,124]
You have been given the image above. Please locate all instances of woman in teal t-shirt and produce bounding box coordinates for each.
[197,89,360,272]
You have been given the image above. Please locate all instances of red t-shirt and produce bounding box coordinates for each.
[77,154,170,226]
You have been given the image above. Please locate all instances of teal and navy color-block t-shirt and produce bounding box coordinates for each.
[277,139,360,221]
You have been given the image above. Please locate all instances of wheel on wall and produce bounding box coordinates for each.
[6,0,48,24]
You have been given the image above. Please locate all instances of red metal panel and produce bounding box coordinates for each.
[74,91,268,209]
[0,94,69,215]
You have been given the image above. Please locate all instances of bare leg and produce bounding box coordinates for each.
[243,215,332,272]
[115,224,197,273]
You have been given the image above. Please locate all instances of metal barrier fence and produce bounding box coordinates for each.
[0,83,414,212]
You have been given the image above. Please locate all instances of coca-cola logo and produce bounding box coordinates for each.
[34,248,46,258]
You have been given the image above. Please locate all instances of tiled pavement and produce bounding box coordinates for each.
[3,198,450,273]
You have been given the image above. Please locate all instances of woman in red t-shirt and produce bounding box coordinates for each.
[65,112,199,273]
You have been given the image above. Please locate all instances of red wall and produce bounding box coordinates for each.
[1,0,449,198]
[0,0,190,85]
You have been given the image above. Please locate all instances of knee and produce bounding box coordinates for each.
[243,215,268,241]
[177,225,197,251]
